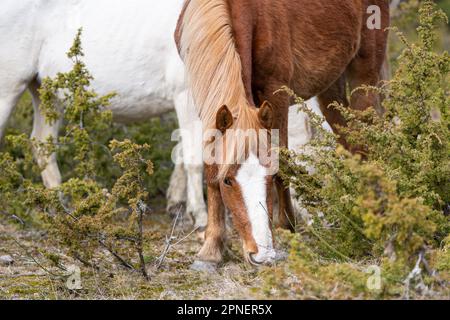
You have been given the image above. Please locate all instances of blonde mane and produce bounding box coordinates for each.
[179,0,265,178]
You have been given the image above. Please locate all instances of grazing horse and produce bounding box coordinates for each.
[176,0,389,267]
[0,0,208,230]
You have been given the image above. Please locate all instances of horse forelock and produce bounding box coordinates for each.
[179,0,260,179]
[217,109,268,179]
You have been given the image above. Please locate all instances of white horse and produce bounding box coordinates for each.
[0,0,207,228]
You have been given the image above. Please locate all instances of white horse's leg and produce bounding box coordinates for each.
[29,82,62,189]
[174,91,207,231]
[0,84,28,140]
[167,147,188,215]
[288,97,330,224]
[0,98,18,140]
[185,163,207,229]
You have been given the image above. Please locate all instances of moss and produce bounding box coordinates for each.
[0,276,55,299]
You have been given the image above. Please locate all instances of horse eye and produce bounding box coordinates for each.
[224,178,232,186]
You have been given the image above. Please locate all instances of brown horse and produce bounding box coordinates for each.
[175,0,389,268]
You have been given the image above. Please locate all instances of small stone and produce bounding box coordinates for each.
[190,260,217,273]
[0,255,14,266]
[274,250,289,262]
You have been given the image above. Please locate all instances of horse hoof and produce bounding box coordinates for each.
[191,208,208,231]
[196,227,206,242]
[190,260,217,273]
[167,203,186,219]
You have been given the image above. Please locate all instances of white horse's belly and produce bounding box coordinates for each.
[36,0,185,122]
[108,96,175,123]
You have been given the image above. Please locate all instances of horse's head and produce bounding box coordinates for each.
[210,101,278,265]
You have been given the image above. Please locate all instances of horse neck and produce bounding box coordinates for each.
[178,0,254,131]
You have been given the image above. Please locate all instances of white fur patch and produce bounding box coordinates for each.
[288,96,333,151]
[236,154,276,263]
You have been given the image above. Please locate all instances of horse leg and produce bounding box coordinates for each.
[192,181,226,271]
[347,57,385,114]
[184,163,207,230]
[0,84,29,140]
[328,26,388,153]
[166,164,187,217]
[275,107,296,232]
[347,17,389,114]
[166,148,187,217]
[0,98,18,141]
[317,75,350,147]
[29,82,62,188]
[174,91,208,232]
[260,85,296,232]
[287,98,326,225]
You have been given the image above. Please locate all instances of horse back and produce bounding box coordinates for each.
[227,0,389,102]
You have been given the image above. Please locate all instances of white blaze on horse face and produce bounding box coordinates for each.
[236,154,276,264]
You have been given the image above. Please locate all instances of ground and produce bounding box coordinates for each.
[2,210,449,300]
[0,211,273,300]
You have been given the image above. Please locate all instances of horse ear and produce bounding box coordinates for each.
[258,101,274,129]
[216,105,234,133]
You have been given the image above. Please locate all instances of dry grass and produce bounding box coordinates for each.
[1,206,448,300]
[0,212,271,300]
